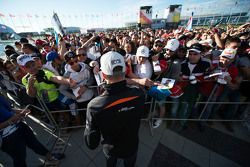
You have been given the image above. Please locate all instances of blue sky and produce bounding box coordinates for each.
[0,0,248,32]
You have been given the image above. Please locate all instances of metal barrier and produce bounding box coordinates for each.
[2,80,250,130]
[1,77,250,166]
[1,78,250,135]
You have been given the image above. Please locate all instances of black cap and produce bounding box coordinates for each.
[188,43,203,53]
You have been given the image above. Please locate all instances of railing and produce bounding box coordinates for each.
[180,15,249,26]
[1,78,249,137]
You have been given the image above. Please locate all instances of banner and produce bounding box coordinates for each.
[166,5,182,23]
[139,6,153,24]
[51,12,65,36]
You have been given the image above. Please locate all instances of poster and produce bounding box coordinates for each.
[166,5,182,23]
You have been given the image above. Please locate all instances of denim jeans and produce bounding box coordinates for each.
[177,84,199,126]
[2,122,49,167]
[212,86,240,119]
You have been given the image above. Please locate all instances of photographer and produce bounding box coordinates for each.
[17,54,77,125]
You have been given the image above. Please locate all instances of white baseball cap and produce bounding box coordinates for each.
[136,45,149,57]
[164,39,180,52]
[17,54,34,66]
[220,48,237,60]
[100,51,126,75]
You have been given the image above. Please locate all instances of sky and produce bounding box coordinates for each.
[0,0,249,32]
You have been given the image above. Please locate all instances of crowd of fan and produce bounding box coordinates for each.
[0,23,250,132]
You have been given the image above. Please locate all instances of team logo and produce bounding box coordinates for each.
[111,59,121,65]
[141,49,145,54]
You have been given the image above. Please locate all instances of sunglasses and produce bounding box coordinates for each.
[155,44,163,47]
[68,59,78,66]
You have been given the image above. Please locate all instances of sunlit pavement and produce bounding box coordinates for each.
[1,118,249,167]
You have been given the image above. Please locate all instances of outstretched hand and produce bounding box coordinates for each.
[69,78,77,88]
[138,78,159,87]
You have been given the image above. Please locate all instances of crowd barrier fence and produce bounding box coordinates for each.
[1,78,249,138]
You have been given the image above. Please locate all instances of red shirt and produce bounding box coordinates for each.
[199,64,238,97]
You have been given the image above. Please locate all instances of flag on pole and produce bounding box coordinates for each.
[51,12,65,36]
[185,12,193,31]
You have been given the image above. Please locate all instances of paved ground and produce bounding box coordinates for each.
[1,117,250,167]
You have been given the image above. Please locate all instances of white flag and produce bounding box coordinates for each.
[51,12,64,36]
[185,12,193,31]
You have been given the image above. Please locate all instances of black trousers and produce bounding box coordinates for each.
[2,122,49,167]
[106,151,137,167]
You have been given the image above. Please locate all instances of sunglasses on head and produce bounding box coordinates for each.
[68,59,78,66]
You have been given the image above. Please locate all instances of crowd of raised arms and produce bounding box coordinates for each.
[1,23,250,131]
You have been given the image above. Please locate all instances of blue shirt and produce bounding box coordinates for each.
[0,96,14,123]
